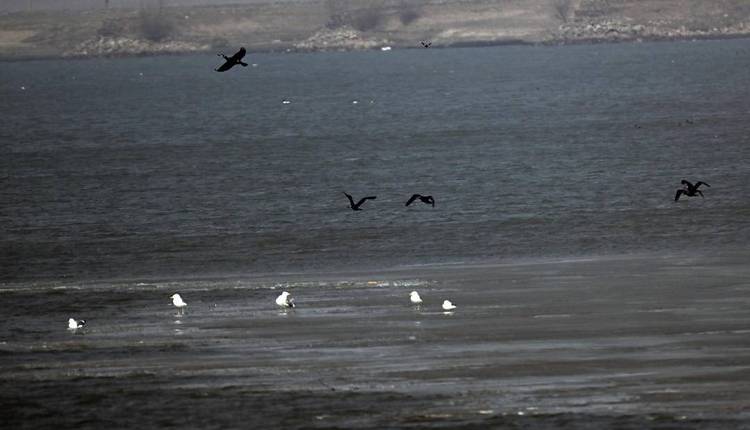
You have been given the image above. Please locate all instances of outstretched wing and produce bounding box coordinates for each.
[695,181,710,189]
[231,47,246,61]
[343,192,355,207]
[215,59,234,72]
[405,194,420,206]
[675,189,685,201]
[356,196,377,207]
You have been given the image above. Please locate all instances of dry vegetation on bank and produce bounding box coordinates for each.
[1,0,749,59]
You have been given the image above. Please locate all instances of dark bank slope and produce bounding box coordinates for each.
[1,0,750,60]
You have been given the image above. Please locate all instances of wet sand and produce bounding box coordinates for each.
[2,251,750,428]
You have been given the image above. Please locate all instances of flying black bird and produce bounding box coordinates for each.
[405,194,435,207]
[675,179,710,201]
[344,192,377,210]
[420,41,432,48]
[215,47,248,72]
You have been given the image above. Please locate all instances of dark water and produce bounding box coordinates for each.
[2,40,750,428]
[2,39,750,282]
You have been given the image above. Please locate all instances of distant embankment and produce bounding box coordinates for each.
[1,0,750,59]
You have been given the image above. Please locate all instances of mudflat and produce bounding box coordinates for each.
[2,251,749,428]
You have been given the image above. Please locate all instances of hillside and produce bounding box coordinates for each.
[1,0,749,59]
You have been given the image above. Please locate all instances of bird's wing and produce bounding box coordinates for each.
[405,194,420,206]
[675,189,684,201]
[343,192,355,207]
[695,181,710,188]
[215,60,233,72]
[356,196,377,207]
[231,47,246,61]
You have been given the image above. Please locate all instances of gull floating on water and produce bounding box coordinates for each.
[68,318,85,330]
[276,291,295,308]
[170,293,187,312]
[442,300,456,311]
[410,291,423,305]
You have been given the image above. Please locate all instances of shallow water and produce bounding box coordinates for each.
[2,253,750,428]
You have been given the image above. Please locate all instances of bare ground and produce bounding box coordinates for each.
[1,0,750,59]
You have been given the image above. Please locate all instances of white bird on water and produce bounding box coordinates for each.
[68,318,85,330]
[442,300,456,311]
[170,293,187,312]
[410,291,423,305]
[276,291,295,308]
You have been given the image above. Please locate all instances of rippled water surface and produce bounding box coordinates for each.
[2,39,750,282]
[2,40,750,428]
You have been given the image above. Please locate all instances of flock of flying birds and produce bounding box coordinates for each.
[66,45,710,332]
[344,192,436,211]
[214,45,711,203]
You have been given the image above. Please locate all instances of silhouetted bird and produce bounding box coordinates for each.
[675,179,710,201]
[420,41,432,48]
[344,192,376,210]
[215,47,248,72]
[405,194,435,207]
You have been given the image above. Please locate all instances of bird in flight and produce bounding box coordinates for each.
[405,194,435,207]
[215,47,248,72]
[344,192,377,210]
[675,179,710,201]
[420,41,432,48]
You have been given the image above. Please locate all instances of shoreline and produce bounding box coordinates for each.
[2,0,749,62]
[2,32,750,63]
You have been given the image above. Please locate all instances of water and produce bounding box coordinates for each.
[2,40,750,428]
[3,40,750,282]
